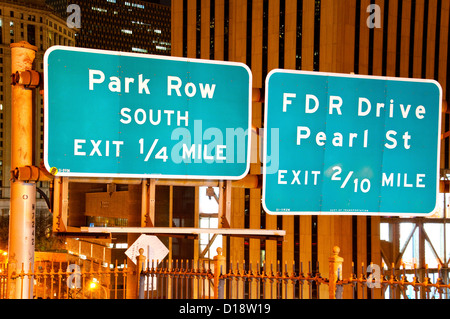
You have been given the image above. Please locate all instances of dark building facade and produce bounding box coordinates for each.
[171,0,450,299]
[47,0,171,54]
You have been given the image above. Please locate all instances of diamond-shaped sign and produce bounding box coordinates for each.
[125,234,169,265]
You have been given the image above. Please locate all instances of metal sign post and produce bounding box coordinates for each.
[8,41,38,299]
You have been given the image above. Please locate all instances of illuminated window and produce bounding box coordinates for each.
[132,47,147,53]
[91,7,107,13]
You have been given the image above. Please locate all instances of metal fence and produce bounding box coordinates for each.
[139,247,450,300]
[138,259,215,299]
[1,247,450,299]
[0,259,132,299]
[340,264,450,299]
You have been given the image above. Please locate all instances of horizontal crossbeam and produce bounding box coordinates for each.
[80,226,286,241]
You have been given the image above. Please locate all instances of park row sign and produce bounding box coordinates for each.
[44,46,252,180]
[44,47,442,216]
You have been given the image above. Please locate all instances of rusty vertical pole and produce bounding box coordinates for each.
[8,41,38,299]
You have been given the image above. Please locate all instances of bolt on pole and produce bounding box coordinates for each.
[8,41,38,299]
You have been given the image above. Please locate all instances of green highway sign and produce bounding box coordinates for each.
[44,46,252,179]
[262,70,442,216]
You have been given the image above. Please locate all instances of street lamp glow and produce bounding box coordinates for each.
[89,278,98,290]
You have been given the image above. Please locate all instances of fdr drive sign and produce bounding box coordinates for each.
[44,46,252,179]
[262,70,442,216]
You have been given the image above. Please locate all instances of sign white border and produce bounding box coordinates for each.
[43,46,252,180]
[262,69,442,217]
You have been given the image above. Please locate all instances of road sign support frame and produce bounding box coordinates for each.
[80,226,286,242]
[141,179,156,227]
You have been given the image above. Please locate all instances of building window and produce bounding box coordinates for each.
[27,24,36,45]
